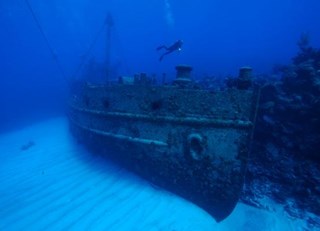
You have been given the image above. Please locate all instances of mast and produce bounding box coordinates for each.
[105,13,114,83]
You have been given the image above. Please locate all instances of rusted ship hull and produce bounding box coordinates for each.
[68,66,258,222]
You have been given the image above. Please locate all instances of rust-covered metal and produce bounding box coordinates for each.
[68,65,258,222]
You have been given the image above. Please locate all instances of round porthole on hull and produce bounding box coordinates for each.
[187,133,205,161]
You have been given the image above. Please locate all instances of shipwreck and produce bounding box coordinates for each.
[21,2,259,222]
[68,65,259,222]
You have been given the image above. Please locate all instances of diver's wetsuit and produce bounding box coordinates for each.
[157,40,183,61]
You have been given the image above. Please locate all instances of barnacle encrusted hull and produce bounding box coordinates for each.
[68,66,257,222]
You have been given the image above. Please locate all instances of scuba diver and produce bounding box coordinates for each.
[157,40,183,61]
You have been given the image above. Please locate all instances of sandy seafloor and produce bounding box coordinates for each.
[0,117,315,231]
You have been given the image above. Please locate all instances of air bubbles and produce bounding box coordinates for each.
[164,0,174,28]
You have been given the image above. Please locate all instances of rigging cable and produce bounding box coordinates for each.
[242,85,262,195]
[24,0,68,83]
[25,1,118,82]
[71,17,110,80]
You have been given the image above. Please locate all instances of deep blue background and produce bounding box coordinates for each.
[1,0,320,132]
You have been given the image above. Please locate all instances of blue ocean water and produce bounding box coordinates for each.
[1,0,320,230]
[1,0,320,130]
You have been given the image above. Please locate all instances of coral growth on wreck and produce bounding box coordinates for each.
[243,33,320,227]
